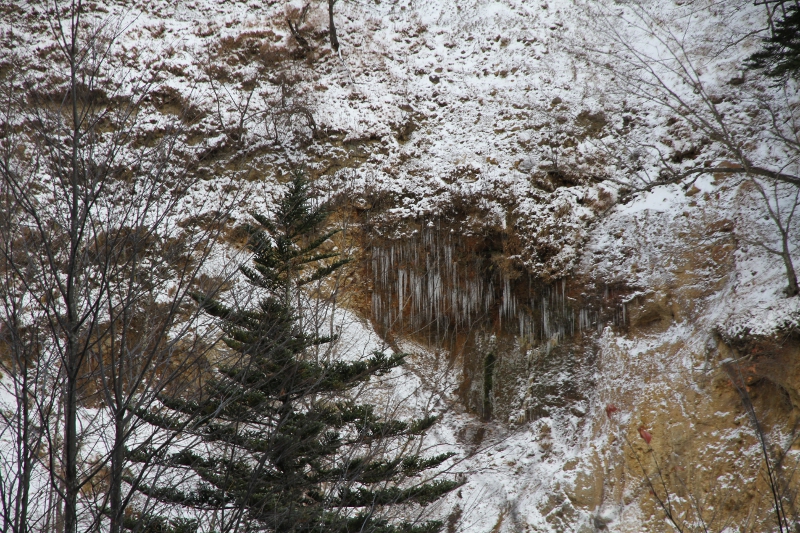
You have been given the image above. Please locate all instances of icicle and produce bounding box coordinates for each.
[542,296,549,339]
[570,309,575,336]
[398,269,405,322]
[502,275,511,319]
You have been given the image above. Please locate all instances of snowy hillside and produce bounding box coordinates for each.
[2,0,799,531]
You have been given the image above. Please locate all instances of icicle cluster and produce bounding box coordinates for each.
[367,224,614,344]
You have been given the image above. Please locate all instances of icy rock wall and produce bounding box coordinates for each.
[356,178,800,533]
[362,219,627,422]
[364,221,630,342]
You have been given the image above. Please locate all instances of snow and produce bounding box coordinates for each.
[1,0,799,530]
[618,184,682,214]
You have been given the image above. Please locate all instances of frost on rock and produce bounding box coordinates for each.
[719,297,800,342]
[2,0,800,531]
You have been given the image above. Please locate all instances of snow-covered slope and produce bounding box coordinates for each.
[2,0,799,531]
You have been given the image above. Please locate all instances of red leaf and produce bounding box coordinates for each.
[638,426,652,445]
[605,404,619,418]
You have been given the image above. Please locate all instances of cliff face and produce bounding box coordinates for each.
[348,168,800,532]
[568,173,800,532]
[4,0,799,530]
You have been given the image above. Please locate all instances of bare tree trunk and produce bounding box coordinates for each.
[16,364,32,533]
[750,178,800,297]
[108,414,124,533]
[0,312,42,533]
[780,228,799,296]
[328,0,340,53]
[63,365,78,533]
[63,4,86,528]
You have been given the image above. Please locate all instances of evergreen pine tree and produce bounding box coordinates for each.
[132,173,461,533]
[746,3,800,82]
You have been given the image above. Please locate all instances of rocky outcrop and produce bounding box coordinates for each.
[353,173,800,531]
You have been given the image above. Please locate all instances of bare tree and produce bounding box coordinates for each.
[0,3,242,532]
[200,29,317,150]
[575,0,800,295]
